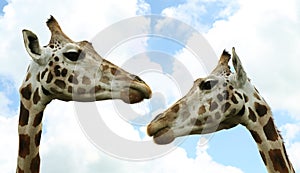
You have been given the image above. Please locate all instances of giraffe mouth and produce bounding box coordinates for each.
[121,86,151,104]
[120,78,152,104]
[147,126,175,145]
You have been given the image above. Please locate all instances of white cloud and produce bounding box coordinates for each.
[0,0,243,173]
[205,0,300,120]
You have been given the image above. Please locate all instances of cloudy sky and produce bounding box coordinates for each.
[1,0,300,172]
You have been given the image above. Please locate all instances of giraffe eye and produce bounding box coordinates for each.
[63,50,84,61]
[199,80,218,90]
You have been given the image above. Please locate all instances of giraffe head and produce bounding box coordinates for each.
[147,48,253,144]
[22,16,151,104]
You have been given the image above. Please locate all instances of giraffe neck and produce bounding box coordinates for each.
[243,101,294,172]
[17,70,51,173]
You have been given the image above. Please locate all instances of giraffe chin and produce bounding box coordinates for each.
[152,127,175,145]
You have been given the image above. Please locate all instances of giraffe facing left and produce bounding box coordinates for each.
[17,16,152,173]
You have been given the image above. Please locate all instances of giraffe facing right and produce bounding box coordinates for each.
[17,16,151,173]
[147,48,295,173]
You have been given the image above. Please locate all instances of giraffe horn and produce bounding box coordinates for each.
[46,15,72,44]
[218,49,231,65]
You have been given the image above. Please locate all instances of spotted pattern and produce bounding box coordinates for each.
[33,88,41,104]
[82,76,91,85]
[248,107,257,122]
[21,84,32,100]
[54,79,66,89]
[35,131,42,147]
[255,102,268,117]
[68,75,78,84]
[19,134,30,158]
[209,101,218,111]
[30,154,40,173]
[259,151,267,166]
[221,102,231,113]
[236,105,245,116]
[19,102,29,126]
[269,149,289,173]
[250,129,262,144]
[231,95,238,104]
[33,111,43,127]
[46,72,53,83]
[263,118,279,141]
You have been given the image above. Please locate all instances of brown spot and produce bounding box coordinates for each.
[48,61,53,66]
[100,76,109,84]
[250,130,262,144]
[235,91,243,99]
[254,92,261,100]
[46,72,53,83]
[259,151,267,166]
[33,88,41,104]
[20,84,32,100]
[217,94,223,101]
[36,72,40,82]
[263,118,279,141]
[229,108,237,115]
[17,166,24,173]
[41,86,51,96]
[61,68,68,77]
[248,107,257,122]
[236,105,245,116]
[82,76,91,85]
[30,153,40,173]
[221,102,231,113]
[102,65,109,71]
[68,86,73,93]
[111,67,120,75]
[215,112,221,119]
[269,149,289,173]
[54,56,59,62]
[41,68,48,79]
[255,102,268,117]
[229,85,234,90]
[77,87,86,94]
[198,105,206,114]
[19,102,29,126]
[231,95,238,104]
[54,65,61,76]
[54,79,66,89]
[209,101,218,112]
[243,93,249,102]
[19,134,30,158]
[223,90,230,100]
[49,44,54,49]
[171,104,180,113]
[35,130,42,147]
[68,75,78,84]
[25,72,31,81]
[90,86,103,94]
[33,111,43,127]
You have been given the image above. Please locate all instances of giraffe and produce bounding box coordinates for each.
[147,48,295,173]
[17,16,152,173]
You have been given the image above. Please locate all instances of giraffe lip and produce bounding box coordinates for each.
[120,86,151,104]
[148,126,175,145]
[121,83,152,103]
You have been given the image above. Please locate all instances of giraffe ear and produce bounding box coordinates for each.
[232,47,247,88]
[22,29,45,65]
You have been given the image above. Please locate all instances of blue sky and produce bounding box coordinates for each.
[0,0,300,173]
[0,0,7,15]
